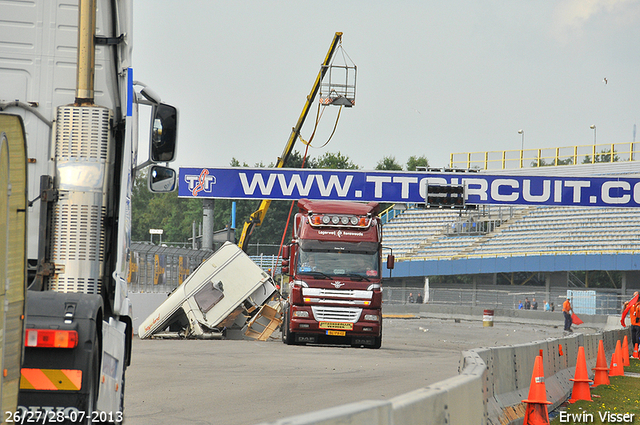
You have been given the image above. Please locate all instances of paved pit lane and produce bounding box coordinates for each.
[123,315,586,425]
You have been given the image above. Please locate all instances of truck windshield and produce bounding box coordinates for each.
[297,249,379,279]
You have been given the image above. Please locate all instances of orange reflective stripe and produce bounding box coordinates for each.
[62,369,82,390]
[21,369,57,390]
[20,368,82,391]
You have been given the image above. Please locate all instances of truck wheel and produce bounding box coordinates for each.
[282,310,297,345]
[370,336,382,349]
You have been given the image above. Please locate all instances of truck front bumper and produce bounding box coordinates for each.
[289,306,381,337]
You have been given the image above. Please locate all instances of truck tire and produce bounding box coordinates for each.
[370,336,382,349]
[282,309,297,345]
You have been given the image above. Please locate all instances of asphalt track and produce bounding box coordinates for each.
[122,315,579,425]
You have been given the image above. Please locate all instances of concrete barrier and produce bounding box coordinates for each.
[255,310,632,425]
[254,400,393,425]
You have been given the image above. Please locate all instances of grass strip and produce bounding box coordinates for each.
[550,358,640,423]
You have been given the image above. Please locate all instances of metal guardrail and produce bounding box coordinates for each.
[395,248,640,262]
[379,204,399,225]
[385,286,626,315]
[450,142,639,170]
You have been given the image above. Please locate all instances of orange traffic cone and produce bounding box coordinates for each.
[633,343,639,360]
[522,355,551,425]
[569,346,593,402]
[558,344,564,356]
[609,340,624,377]
[592,340,610,387]
[622,336,630,366]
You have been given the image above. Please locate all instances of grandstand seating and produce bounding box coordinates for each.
[382,205,640,260]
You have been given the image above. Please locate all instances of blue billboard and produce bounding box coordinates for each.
[178,167,640,207]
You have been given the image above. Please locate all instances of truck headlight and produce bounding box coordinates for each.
[293,311,309,318]
[364,314,379,321]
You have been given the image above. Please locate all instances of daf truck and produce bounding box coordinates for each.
[281,199,388,349]
[1,0,177,421]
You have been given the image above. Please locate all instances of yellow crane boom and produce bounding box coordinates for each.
[238,32,344,251]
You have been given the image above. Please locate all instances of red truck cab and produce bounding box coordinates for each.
[281,199,385,348]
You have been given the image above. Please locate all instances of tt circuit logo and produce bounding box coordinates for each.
[184,169,216,196]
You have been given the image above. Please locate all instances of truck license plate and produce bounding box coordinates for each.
[326,330,346,336]
[319,322,353,330]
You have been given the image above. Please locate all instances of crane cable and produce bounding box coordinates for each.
[275,129,313,282]
[299,102,343,149]
[275,101,342,281]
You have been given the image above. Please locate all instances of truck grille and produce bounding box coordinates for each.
[311,306,362,323]
[302,288,373,299]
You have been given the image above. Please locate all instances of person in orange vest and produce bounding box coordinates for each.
[632,298,640,349]
[563,297,574,332]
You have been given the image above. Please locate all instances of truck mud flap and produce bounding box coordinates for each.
[19,291,102,414]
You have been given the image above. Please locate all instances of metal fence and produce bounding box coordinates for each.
[383,285,627,315]
[250,254,281,274]
[128,242,282,293]
[128,242,214,293]
[450,142,640,170]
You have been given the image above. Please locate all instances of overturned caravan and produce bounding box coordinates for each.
[138,242,280,340]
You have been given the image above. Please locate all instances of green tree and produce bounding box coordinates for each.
[312,151,359,169]
[532,157,574,167]
[230,157,249,167]
[582,149,620,164]
[406,155,430,171]
[375,155,403,171]
[131,170,202,243]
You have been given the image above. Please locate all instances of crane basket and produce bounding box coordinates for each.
[319,44,356,107]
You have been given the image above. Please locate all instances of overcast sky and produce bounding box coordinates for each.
[132,1,640,171]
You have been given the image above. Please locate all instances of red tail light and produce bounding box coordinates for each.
[25,329,79,349]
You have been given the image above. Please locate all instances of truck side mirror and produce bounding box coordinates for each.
[386,254,395,270]
[150,103,178,162]
[148,165,177,192]
[282,245,290,258]
[281,259,290,275]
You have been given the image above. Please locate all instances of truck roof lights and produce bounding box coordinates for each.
[25,329,78,349]
[308,214,370,228]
